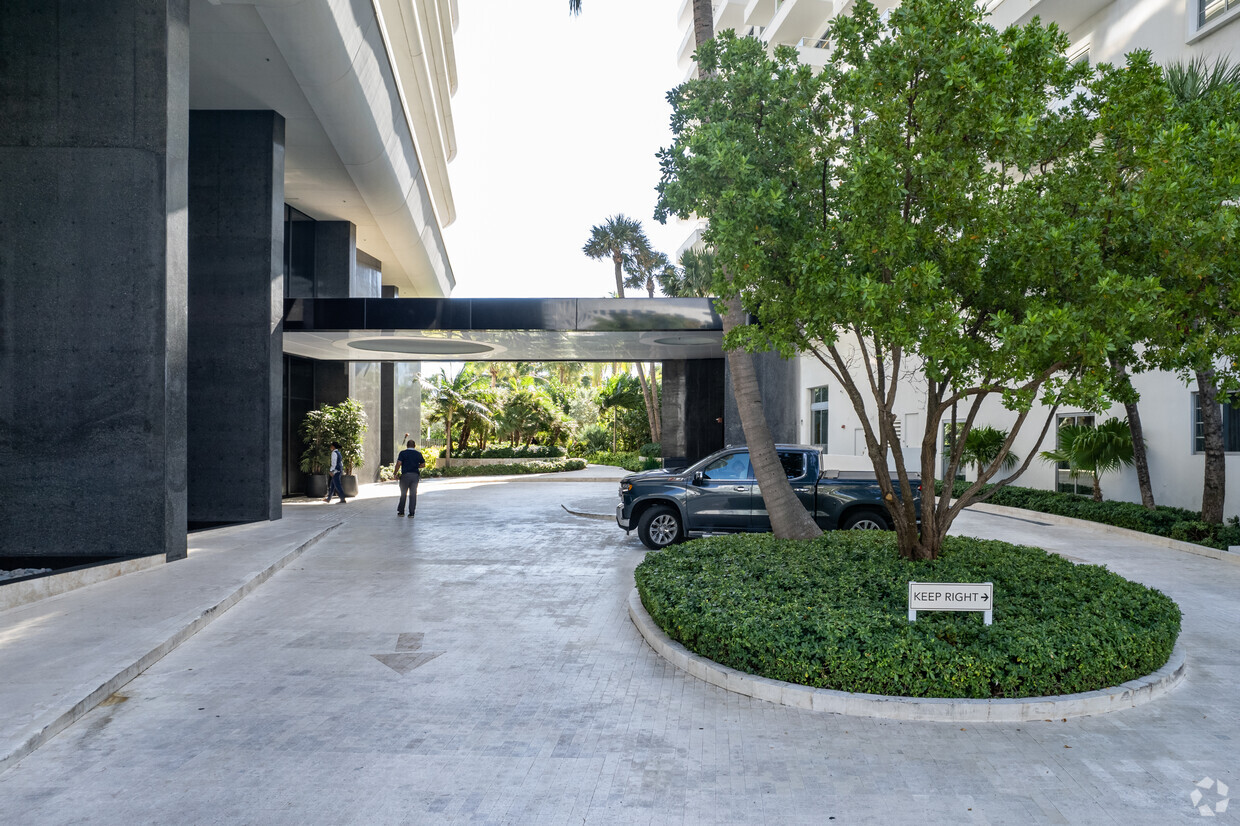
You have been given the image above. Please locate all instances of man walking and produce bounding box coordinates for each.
[393,439,426,517]
[324,441,347,504]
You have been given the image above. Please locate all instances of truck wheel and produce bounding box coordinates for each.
[841,509,890,530]
[638,505,683,550]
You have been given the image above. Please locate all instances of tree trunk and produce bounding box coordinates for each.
[1123,398,1155,509]
[444,411,453,460]
[613,255,625,298]
[1091,472,1102,503]
[722,295,820,540]
[691,0,714,51]
[635,362,659,445]
[1110,358,1156,509]
[1197,369,1226,524]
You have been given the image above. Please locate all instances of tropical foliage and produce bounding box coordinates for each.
[419,362,655,460]
[654,0,1222,560]
[1039,418,1136,503]
[299,398,369,475]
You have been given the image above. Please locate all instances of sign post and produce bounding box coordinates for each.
[908,582,994,625]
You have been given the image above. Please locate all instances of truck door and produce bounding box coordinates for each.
[751,451,815,532]
[684,450,753,531]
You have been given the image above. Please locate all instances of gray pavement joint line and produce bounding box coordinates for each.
[627,588,1187,722]
[0,522,341,777]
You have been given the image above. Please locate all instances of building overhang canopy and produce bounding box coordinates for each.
[283,298,725,362]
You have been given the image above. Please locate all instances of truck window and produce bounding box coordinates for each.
[701,452,752,481]
[777,452,806,480]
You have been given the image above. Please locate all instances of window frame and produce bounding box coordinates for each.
[1191,0,1240,42]
[809,385,829,449]
[1191,391,1240,454]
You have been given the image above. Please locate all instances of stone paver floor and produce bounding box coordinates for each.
[0,476,1236,824]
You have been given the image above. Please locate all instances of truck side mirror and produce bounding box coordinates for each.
[692,471,704,485]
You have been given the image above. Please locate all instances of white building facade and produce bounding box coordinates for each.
[675,0,1240,517]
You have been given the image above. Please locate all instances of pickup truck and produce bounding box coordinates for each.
[616,445,919,550]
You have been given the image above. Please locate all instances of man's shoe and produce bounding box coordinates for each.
[322,498,330,503]
[396,512,404,516]
[407,512,414,518]
[339,499,347,504]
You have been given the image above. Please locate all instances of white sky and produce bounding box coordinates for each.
[439,0,696,298]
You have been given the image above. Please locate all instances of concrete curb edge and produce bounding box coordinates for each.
[0,522,341,775]
[965,502,1239,564]
[628,588,1186,722]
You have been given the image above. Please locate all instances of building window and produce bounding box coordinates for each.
[1192,392,1240,453]
[810,386,829,448]
[1201,0,1239,27]
[1056,414,1095,496]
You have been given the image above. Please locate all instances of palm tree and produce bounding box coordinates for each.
[597,373,643,452]
[1039,418,1135,503]
[423,368,494,460]
[585,216,662,445]
[959,426,1020,480]
[659,248,715,298]
[583,215,651,299]
[1162,56,1240,523]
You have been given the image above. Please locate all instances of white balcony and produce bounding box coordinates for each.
[766,0,835,46]
[744,0,780,28]
[715,0,748,34]
[983,0,1116,36]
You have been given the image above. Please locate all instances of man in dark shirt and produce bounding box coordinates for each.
[393,439,427,517]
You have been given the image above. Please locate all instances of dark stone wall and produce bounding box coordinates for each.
[661,359,725,468]
[723,350,799,447]
[312,221,355,298]
[187,110,284,524]
[0,1,190,561]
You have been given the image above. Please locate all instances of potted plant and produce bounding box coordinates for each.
[328,398,368,498]
[298,405,334,498]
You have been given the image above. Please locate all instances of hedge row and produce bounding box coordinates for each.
[634,532,1181,699]
[422,458,586,478]
[450,445,567,459]
[584,451,661,472]
[940,480,1240,549]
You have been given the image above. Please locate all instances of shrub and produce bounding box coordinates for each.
[634,532,1181,699]
[936,480,1238,549]
[421,458,586,478]
[639,443,662,458]
[585,451,657,472]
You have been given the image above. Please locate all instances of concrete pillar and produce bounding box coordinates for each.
[0,1,190,562]
[312,221,356,298]
[187,110,285,525]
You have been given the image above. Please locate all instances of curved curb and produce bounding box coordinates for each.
[560,505,614,521]
[628,588,1186,722]
[965,502,1240,565]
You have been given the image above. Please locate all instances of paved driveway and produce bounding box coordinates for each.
[0,477,1236,824]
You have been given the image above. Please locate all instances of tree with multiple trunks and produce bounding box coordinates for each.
[657,0,1169,559]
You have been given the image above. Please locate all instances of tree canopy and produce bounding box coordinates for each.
[656,0,1175,559]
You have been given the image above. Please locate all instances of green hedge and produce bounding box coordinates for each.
[422,458,586,478]
[585,451,661,472]
[634,532,1180,699]
[938,480,1240,550]
[451,445,567,459]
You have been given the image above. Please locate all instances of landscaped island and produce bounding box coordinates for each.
[634,532,1180,699]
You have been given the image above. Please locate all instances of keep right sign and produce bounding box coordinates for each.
[908,581,994,625]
